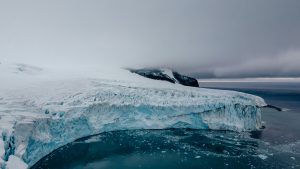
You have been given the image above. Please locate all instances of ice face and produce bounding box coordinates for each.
[5,155,28,169]
[0,64,266,168]
[17,82,264,167]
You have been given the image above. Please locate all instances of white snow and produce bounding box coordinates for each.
[6,155,28,169]
[0,62,266,168]
[0,139,4,156]
[161,68,179,83]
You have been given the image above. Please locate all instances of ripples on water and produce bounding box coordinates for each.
[31,125,300,169]
[31,82,300,169]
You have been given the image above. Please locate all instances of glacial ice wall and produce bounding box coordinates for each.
[7,81,264,167]
[0,65,266,168]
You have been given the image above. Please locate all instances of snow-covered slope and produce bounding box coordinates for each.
[0,63,266,168]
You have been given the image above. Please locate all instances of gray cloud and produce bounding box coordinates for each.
[213,50,300,78]
[0,0,300,78]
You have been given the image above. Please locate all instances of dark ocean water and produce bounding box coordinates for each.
[32,82,300,169]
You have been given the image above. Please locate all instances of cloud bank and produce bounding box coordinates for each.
[0,0,299,78]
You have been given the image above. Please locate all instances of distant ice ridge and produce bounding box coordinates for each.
[0,63,266,168]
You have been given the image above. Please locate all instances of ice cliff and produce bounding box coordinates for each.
[0,63,266,168]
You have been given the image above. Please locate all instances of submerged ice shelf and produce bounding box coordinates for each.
[0,64,266,168]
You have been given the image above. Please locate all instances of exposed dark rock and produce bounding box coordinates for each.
[129,68,199,87]
[172,71,199,87]
[262,104,282,111]
[131,69,175,83]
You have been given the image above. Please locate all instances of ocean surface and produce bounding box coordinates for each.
[31,82,300,169]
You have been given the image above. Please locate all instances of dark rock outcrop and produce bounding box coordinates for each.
[262,104,282,111]
[129,68,199,87]
[172,71,199,87]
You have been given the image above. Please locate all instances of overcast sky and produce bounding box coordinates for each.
[1,0,300,78]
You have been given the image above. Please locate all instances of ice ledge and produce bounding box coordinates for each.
[0,79,266,168]
[20,104,262,167]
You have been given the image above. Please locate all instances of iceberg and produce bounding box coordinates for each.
[0,63,266,168]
